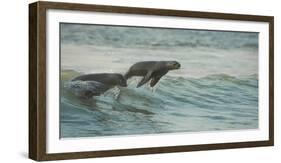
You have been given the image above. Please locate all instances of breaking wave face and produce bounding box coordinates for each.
[60,70,258,138]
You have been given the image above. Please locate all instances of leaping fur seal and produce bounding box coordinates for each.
[124,61,181,88]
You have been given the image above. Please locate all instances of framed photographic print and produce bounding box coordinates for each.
[29,1,274,161]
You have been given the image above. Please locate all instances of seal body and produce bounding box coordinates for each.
[124,61,181,88]
[72,73,127,87]
[71,73,127,97]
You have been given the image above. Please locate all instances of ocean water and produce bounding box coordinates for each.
[60,23,259,138]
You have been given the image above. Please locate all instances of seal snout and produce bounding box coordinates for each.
[170,61,181,69]
[174,62,181,69]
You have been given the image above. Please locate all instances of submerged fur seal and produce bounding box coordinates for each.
[71,73,127,97]
[124,61,181,88]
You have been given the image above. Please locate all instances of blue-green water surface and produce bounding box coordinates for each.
[60,23,258,138]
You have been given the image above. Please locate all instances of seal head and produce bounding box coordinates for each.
[165,61,181,70]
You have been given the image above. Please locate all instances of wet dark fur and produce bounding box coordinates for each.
[124,61,181,87]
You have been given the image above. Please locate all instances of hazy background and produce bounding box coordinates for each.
[61,23,258,78]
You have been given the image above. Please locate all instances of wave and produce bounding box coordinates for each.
[61,70,258,115]
[60,69,258,137]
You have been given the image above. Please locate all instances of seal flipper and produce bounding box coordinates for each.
[150,76,162,87]
[137,71,153,88]
[150,70,168,87]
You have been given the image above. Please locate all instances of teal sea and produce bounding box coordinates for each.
[60,23,259,138]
